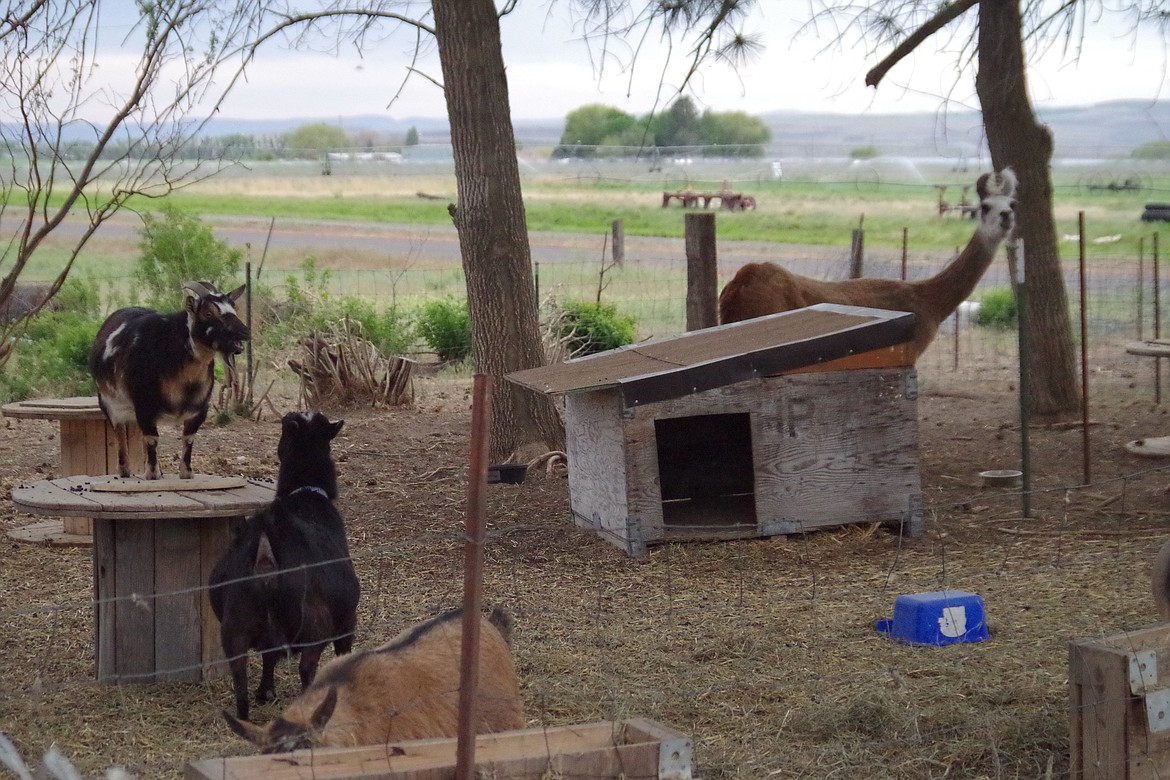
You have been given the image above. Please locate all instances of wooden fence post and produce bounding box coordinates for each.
[685,212,718,331]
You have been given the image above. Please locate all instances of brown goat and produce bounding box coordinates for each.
[718,169,1018,360]
[223,607,524,753]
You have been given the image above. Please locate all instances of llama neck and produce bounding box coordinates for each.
[913,230,1002,325]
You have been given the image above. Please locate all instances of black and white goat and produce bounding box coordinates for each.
[209,411,361,722]
[88,281,250,480]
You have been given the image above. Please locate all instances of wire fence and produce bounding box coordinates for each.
[3,426,1170,779]
[12,167,1170,776]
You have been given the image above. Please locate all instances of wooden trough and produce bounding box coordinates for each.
[508,303,924,556]
[186,718,693,779]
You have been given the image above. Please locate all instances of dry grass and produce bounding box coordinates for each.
[3,362,1170,778]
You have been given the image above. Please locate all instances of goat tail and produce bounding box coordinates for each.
[487,606,515,646]
[1154,537,1170,621]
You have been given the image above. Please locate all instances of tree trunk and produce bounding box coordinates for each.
[977,0,1079,416]
[432,0,565,460]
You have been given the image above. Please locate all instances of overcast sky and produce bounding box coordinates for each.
[98,3,1170,122]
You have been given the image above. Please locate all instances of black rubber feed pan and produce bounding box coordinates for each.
[488,464,528,484]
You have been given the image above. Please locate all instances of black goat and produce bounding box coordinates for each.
[209,411,360,722]
[88,281,250,479]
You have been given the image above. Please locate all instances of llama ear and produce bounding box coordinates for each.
[976,172,993,199]
[996,167,1017,197]
[977,168,1017,199]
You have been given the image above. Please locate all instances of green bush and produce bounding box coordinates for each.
[416,297,472,363]
[338,297,414,357]
[557,300,637,356]
[0,309,99,402]
[136,203,243,309]
[0,276,104,402]
[976,287,1017,329]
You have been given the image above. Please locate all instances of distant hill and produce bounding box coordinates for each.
[194,99,1170,159]
[756,100,1170,160]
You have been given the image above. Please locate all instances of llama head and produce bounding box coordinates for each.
[974,168,1017,241]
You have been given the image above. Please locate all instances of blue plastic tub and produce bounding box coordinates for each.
[875,590,989,646]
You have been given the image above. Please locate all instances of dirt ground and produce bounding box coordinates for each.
[4,357,1170,778]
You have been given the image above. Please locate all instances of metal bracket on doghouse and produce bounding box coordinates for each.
[658,733,694,779]
[903,371,919,400]
[1128,650,1170,733]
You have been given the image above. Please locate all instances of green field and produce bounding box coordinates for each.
[17,158,1170,350]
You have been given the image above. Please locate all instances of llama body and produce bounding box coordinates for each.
[223,607,524,753]
[89,281,249,479]
[209,411,359,721]
[718,169,1018,360]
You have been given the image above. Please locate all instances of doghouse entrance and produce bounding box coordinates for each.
[655,413,756,531]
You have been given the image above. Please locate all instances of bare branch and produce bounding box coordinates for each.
[864,0,979,88]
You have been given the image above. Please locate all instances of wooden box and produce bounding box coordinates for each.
[185,718,692,780]
[1070,623,1170,779]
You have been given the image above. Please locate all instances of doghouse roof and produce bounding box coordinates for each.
[506,303,916,407]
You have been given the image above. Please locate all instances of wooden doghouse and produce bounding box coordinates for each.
[508,304,924,556]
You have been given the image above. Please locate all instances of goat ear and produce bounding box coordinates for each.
[222,710,265,744]
[281,413,302,435]
[227,284,246,303]
[327,419,344,440]
[310,688,339,732]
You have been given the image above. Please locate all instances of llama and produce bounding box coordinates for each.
[718,169,1018,360]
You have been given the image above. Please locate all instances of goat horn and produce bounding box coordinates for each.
[182,281,217,299]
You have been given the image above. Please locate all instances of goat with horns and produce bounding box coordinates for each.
[89,281,250,480]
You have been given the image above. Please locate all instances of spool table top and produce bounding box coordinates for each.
[1125,339,1170,358]
[12,474,275,520]
[2,396,107,421]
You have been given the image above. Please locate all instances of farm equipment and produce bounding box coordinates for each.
[662,186,756,211]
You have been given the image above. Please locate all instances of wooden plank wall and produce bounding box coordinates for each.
[753,369,919,535]
[620,368,919,545]
[186,719,692,780]
[155,518,203,682]
[564,389,635,553]
[1070,623,1170,779]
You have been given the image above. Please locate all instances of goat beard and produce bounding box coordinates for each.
[220,351,239,388]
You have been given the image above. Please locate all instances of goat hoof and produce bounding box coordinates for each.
[255,686,274,704]
[179,472,193,479]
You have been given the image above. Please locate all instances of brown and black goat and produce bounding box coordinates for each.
[223,606,525,752]
[209,411,360,722]
[88,281,249,479]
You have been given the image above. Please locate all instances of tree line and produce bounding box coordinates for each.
[553,96,771,159]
